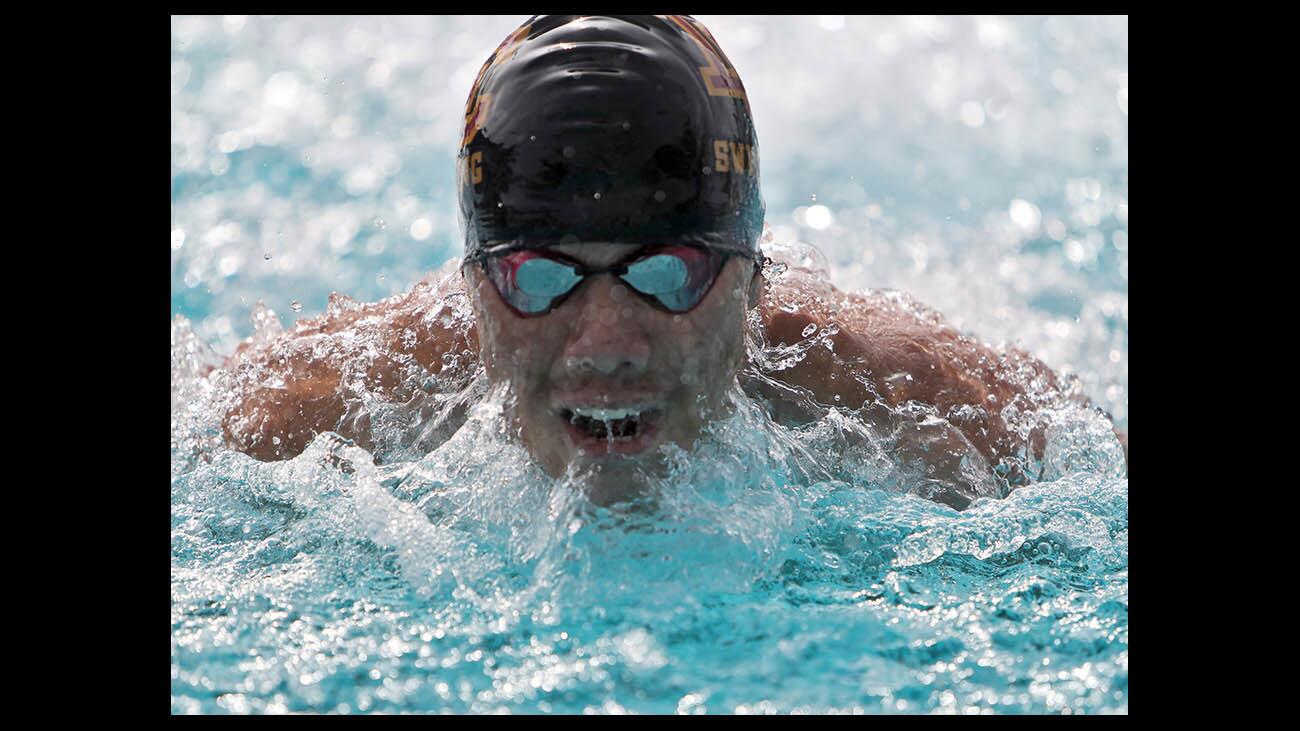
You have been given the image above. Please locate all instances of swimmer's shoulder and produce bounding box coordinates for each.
[758,277,949,363]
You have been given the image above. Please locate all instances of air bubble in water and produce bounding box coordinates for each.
[802,323,818,337]
[373,217,386,229]
[264,253,272,261]
[291,300,303,312]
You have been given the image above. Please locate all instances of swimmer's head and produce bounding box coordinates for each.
[457,16,767,502]
[457,14,764,261]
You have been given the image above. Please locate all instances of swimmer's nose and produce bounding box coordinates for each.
[561,275,651,377]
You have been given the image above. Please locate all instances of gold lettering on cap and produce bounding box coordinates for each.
[729,141,746,174]
[714,140,730,172]
[469,151,483,184]
[712,139,757,176]
[660,16,748,100]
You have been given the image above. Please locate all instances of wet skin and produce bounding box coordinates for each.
[465,243,763,503]
[221,256,1128,505]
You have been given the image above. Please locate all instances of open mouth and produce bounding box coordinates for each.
[557,405,664,455]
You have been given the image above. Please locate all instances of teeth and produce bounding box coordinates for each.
[571,406,642,420]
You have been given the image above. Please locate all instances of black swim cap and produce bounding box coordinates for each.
[458,15,764,262]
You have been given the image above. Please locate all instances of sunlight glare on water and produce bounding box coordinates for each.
[171,15,1127,714]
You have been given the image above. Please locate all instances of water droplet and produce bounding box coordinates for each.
[373,217,386,229]
[593,192,602,200]
[272,436,281,445]
[563,146,575,158]
[291,300,303,312]
[263,253,272,261]
[802,322,818,337]
[810,193,817,202]
[654,190,666,202]
[529,135,537,142]
[621,121,631,130]
[496,201,504,208]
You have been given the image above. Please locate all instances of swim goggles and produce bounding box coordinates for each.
[467,244,762,317]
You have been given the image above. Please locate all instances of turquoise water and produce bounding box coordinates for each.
[171,15,1128,714]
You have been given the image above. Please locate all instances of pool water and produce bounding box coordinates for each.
[171,15,1127,714]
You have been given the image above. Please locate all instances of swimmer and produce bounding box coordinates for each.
[219,15,1127,508]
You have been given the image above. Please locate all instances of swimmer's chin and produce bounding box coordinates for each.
[573,463,660,508]
[551,444,670,507]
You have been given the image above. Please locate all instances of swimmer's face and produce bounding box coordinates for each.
[467,242,763,504]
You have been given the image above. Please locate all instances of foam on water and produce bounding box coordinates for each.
[172,300,1126,713]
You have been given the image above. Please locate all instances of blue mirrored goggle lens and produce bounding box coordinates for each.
[515,256,583,297]
[484,253,572,314]
[621,254,688,294]
[486,248,725,316]
[628,249,721,312]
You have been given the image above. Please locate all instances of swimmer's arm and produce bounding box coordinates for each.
[221,272,478,461]
[757,277,1127,471]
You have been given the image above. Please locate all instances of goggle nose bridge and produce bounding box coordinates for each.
[565,260,632,280]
